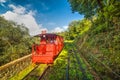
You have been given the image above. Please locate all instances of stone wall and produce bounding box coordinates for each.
[0,54,32,80]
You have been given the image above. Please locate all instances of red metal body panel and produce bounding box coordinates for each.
[32,31,64,64]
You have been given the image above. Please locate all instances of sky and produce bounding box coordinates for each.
[0,0,84,35]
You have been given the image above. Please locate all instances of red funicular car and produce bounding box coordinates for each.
[32,31,64,64]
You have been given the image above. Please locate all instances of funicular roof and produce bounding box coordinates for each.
[35,33,57,38]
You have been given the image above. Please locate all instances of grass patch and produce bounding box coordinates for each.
[10,64,37,80]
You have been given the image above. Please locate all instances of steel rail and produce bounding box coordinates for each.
[72,49,89,80]
[38,66,50,80]
[22,64,39,80]
[66,50,70,80]
[70,49,80,80]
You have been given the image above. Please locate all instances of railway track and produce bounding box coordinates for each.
[72,45,101,80]
[10,41,96,80]
[22,64,39,80]
[38,66,50,80]
[35,42,94,80]
[22,64,50,80]
[66,44,94,80]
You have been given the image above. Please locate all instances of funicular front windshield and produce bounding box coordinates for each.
[40,34,57,44]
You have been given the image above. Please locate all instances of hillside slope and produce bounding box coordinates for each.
[75,22,120,79]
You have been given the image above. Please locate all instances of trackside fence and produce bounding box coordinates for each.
[0,54,32,80]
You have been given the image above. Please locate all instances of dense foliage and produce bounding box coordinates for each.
[61,19,91,40]
[67,0,120,79]
[0,17,33,66]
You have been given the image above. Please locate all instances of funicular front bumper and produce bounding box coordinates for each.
[32,52,54,64]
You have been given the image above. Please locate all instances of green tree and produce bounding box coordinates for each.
[68,0,120,17]
[64,19,91,40]
[0,16,33,65]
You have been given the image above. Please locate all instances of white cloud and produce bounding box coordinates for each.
[8,4,26,14]
[52,27,64,33]
[0,0,7,7]
[2,4,46,35]
[63,26,68,30]
[0,0,6,3]
[51,26,68,33]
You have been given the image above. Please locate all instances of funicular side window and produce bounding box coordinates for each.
[47,36,54,43]
[40,34,47,44]
[41,34,46,40]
